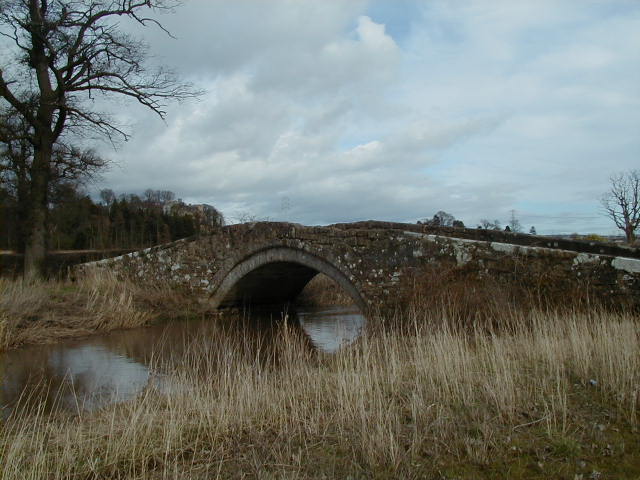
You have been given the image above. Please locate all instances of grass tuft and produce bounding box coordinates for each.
[0,270,198,350]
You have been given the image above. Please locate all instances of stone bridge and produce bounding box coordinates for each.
[79,221,640,311]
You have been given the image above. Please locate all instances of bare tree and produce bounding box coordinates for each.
[144,188,175,206]
[0,0,199,276]
[99,188,115,206]
[507,209,523,233]
[1,106,105,251]
[0,109,32,249]
[418,210,456,227]
[601,170,640,243]
[479,218,501,230]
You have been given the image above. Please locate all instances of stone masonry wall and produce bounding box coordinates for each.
[76,222,640,311]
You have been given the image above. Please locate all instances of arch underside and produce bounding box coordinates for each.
[211,248,365,311]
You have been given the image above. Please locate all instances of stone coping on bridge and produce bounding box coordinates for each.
[74,221,639,266]
[328,221,640,259]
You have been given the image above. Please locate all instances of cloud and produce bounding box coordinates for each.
[96,0,640,235]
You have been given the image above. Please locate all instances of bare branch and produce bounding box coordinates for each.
[601,170,640,243]
[0,69,36,125]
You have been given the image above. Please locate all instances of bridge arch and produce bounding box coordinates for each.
[210,247,366,311]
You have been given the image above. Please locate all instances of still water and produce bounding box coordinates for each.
[0,306,365,418]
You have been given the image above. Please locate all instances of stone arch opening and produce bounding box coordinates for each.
[210,247,365,311]
[296,273,356,307]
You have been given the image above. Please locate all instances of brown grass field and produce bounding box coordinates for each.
[1,271,639,479]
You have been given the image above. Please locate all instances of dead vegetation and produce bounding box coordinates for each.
[0,270,198,351]
[1,304,639,479]
[395,262,621,328]
[1,265,639,478]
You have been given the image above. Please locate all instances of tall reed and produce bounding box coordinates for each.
[2,305,638,479]
[0,277,49,350]
[80,268,152,330]
[0,270,190,350]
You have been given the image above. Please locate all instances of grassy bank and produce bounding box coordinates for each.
[0,271,198,351]
[2,306,639,479]
[0,271,351,351]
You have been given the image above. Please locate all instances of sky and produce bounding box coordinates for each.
[92,0,640,234]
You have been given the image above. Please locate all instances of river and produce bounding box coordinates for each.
[0,306,365,419]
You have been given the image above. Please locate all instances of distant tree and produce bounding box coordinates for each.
[0,184,18,248]
[144,189,175,206]
[48,182,94,249]
[479,218,501,230]
[504,225,511,232]
[507,210,523,233]
[158,190,176,205]
[601,170,640,244]
[435,211,455,227]
[100,189,116,206]
[235,211,269,223]
[120,193,142,206]
[529,226,537,235]
[584,233,606,243]
[158,222,172,244]
[452,219,465,228]
[418,210,456,227]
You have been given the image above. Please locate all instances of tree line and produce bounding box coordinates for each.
[0,185,220,252]
[418,210,538,235]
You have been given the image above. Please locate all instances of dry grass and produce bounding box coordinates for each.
[0,277,55,350]
[0,277,49,317]
[0,270,196,351]
[0,311,8,350]
[395,262,621,329]
[2,265,639,477]
[1,305,639,479]
[80,269,154,331]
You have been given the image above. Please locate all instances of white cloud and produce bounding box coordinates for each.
[96,0,640,235]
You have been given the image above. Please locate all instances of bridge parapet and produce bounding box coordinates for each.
[331,220,640,259]
[76,221,640,311]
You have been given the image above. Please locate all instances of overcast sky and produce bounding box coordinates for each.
[95,0,640,235]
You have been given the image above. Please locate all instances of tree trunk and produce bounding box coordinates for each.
[15,157,30,254]
[625,226,636,244]
[23,144,51,279]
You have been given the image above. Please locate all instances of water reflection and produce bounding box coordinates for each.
[0,306,365,418]
[298,306,365,353]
